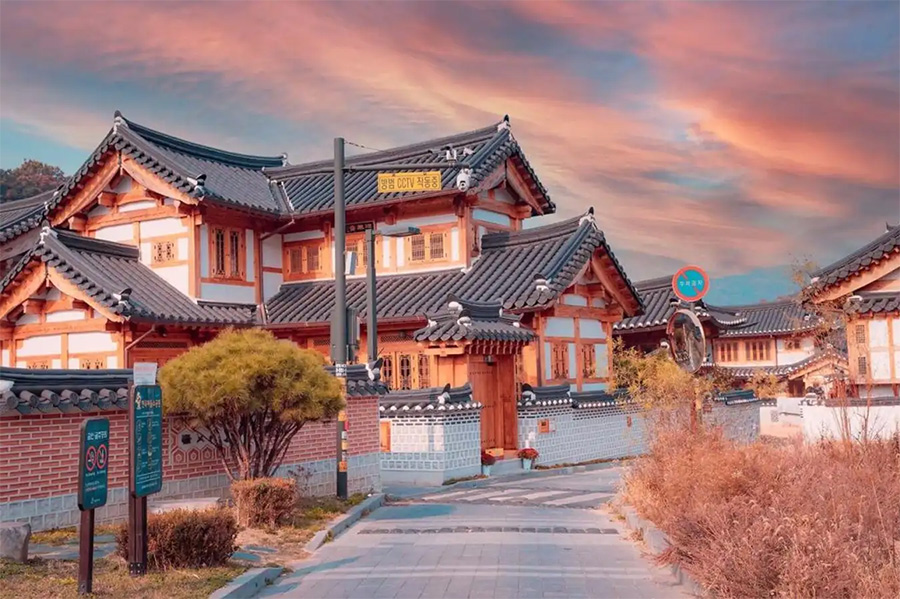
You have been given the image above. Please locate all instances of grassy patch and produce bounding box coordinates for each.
[533,456,635,470]
[0,556,244,599]
[31,525,121,547]
[442,474,486,486]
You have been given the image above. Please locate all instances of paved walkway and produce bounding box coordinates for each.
[261,467,685,598]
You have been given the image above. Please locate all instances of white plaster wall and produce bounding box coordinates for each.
[591,298,606,308]
[139,217,187,238]
[450,228,460,261]
[869,320,889,346]
[802,405,900,440]
[567,342,576,377]
[382,236,392,268]
[861,265,900,292]
[582,382,609,391]
[396,214,456,227]
[68,358,80,368]
[69,332,117,353]
[2,349,9,367]
[395,238,405,267]
[776,336,817,365]
[51,359,62,368]
[16,314,40,325]
[200,283,255,304]
[870,350,891,380]
[562,294,588,307]
[245,230,255,283]
[472,208,511,227]
[199,225,209,277]
[177,238,189,260]
[545,317,575,337]
[18,335,63,356]
[45,310,85,323]
[543,342,552,380]
[119,200,157,213]
[262,234,283,268]
[283,230,324,242]
[94,223,134,243]
[153,265,190,296]
[579,318,605,338]
[263,272,284,301]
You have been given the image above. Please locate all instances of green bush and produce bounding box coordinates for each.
[231,477,296,528]
[116,507,238,569]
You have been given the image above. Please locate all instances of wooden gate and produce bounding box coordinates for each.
[470,356,518,451]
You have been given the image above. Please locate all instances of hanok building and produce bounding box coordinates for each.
[615,276,847,396]
[807,224,900,398]
[0,112,643,483]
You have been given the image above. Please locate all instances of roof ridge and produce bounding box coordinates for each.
[813,224,900,281]
[0,189,57,214]
[265,121,503,178]
[117,112,285,170]
[49,228,140,260]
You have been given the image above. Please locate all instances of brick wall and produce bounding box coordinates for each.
[0,394,381,531]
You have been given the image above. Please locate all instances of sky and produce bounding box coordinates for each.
[1,1,898,304]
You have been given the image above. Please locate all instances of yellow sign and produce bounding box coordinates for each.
[377,171,442,193]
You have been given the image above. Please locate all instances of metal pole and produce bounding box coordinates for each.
[366,229,377,361]
[333,137,347,365]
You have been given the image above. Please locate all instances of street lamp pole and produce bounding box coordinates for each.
[366,228,377,361]
[333,138,348,500]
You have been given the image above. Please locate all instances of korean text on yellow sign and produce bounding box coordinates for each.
[377,171,442,193]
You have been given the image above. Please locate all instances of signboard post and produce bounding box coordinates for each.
[77,417,109,595]
[128,382,163,576]
[376,171,442,194]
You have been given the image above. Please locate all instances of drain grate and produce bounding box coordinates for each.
[358,526,619,535]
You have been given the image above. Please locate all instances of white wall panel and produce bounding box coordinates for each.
[543,342,552,381]
[284,230,325,242]
[69,332,117,353]
[396,214,456,227]
[262,234,283,268]
[382,235,392,268]
[263,272,284,301]
[140,217,187,238]
[450,228,460,261]
[870,320,889,346]
[177,237,189,260]
[153,265,190,295]
[245,230,255,283]
[119,200,158,213]
[94,223,134,242]
[545,317,575,338]
[199,225,209,277]
[567,342,577,378]
[45,310,85,323]
[1,350,9,366]
[200,282,255,304]
[473,208,511,227]
[395,238,405,267]
[18,335,63,356]
[562,295,588,307]
[579,319,605,339]
[871,350,891,380]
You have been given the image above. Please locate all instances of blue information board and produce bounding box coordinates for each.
[78,418,109,510]
[132,385,163,497]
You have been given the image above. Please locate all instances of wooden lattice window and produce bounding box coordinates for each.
[285,242,324,280]
[398,354,413,390]
[79,356,106,369]
[551,342,569,380]
[417,354,431,388]
[151,240,177,265]
[855,324,866,345]
[515,353,525,398]
[210,226,245,280]
[581,344,596,379]
[718,342,739,363]
[26,359,50,370]
[858,355,868,376]
[406,229,450,265]
[409,235,426,262]
[382,355,393,387]
[429,232,444,260]
[784,339,800,351]
[745,340,771,362]
[346,236,368,270]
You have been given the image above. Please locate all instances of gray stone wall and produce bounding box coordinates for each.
[0,451,381,532]
[380,411,481,486]
[707,401,761,443]
[517,405,648,467]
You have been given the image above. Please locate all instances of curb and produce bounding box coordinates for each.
[209,567,283,599]
[302,493,384,553]
[388,458,631,500]
[612,494,707,597]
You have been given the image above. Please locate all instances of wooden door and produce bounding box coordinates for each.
[496,355,518,450]
[469,359,499,449]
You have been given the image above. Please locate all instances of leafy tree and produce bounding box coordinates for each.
[0,159,67,202]
[159,329,344,481]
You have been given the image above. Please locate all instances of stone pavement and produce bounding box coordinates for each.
[260,467,685,598]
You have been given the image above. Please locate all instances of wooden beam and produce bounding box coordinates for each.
[46,269,124,323]
[0,264,47,319]
[121,158,197,205]
[53,155,120,226]
[814,250,900,302]
[67,214,87,232]
[22,298,45,315]
[590,255,639,317]
[505,158,543,215]
[97,191,116,206]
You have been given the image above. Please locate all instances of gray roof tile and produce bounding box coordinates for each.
[614,276,746,332]
[812,225,900,292]
[0,190,55,243]
[2,228,257,327]
[846,291,900,315]
[1,368,132,415]
[379,383,481,414]
[414,297,534,343]
[717,301,818,337]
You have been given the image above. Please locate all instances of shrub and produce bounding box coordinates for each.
[159,329,344,481]
[481,450,496,466]
[116,507,238,570]
[517,447,539,460]
[231,477,296,528]
[624,426,900,598]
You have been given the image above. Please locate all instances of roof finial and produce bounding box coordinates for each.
[280,152,289,166]
[534,276,550,293]
[579,206,595,226]
[497,115,510,132]
[38,224,56,245]
[112,110,126,134]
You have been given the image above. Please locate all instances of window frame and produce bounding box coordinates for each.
[283,240,326,281]
[404,225,452,266]
[150,237,180,266]
[208,225,246,281]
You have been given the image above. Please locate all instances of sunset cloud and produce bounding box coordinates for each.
[0,1,896,293]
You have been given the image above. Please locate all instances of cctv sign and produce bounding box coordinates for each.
[377,171,442,193]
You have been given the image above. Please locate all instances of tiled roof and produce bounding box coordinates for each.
[517,383,630,410]
[614,275,746,332]
[324,361,388,396]
[379,383,481,414]
[0,190,55,244]
[2,228,257,327]
[265,118,553,216]
[717,301,818,337]
[265,212,643,325]
[414,297,535,343]
[1,368,132,415]
[714,349,848,380]
[846,291,900,315]
[811,225,900,292]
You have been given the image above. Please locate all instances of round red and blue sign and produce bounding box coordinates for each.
[672,265,709,303]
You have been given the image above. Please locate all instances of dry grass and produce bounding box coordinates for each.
[624,424,900,598]
[0,556,244,599]
[30,525,121,547]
